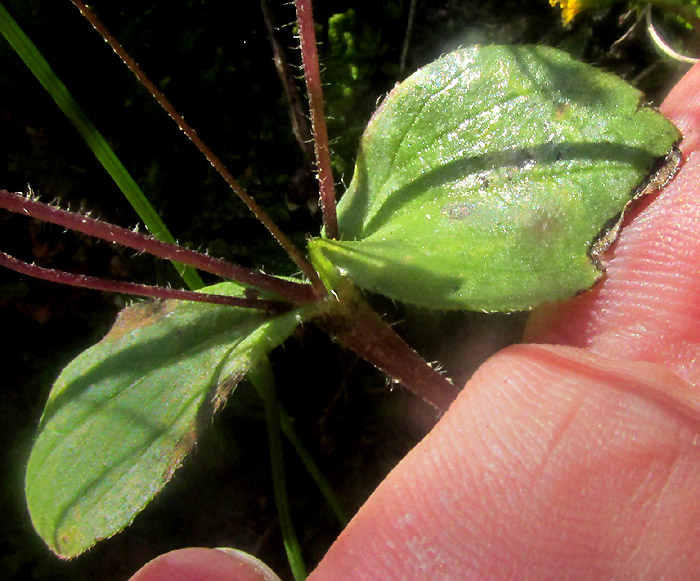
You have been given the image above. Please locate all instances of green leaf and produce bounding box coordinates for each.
[309,45,680,311]
[25,282,306,558]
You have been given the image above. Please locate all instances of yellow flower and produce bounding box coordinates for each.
[549,0,582,25]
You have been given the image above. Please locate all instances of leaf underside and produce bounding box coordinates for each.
[25,282,306,558]
[309,45,680,311]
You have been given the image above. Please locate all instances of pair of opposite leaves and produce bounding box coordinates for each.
[26,44,680,558]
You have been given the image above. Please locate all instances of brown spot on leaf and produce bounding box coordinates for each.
[162,426,199,485]
[212,370,247,414]
[57,532,73,557]
[555,103,571,121]
[105,300,172,342]
[443,201,478,220]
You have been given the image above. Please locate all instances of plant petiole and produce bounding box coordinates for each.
[68,0,327,297]
[0,189,320,305]
[294,0,339,240]
[0,251,292,311]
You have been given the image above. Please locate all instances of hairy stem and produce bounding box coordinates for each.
[261,0,315,161]
[316,283,460,412]
[0,250,289,311]
[294,0,339,240]
[68,0,326,297]
[0,190,318,304]
[0,0,204,290]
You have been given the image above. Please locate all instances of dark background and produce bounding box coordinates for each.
[0,1,693,579]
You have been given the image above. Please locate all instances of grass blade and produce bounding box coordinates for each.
[250,360,307,581]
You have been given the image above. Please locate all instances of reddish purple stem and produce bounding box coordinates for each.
[69,0,327,297]
[295,0,339,240]
[0,190,318,305]
[0,250,289,311]
[316,285,460,412]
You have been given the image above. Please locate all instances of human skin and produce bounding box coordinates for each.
[130,62,700,580]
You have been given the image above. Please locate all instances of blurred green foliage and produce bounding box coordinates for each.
[323,6,399,176]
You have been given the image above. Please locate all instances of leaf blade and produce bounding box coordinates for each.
[310,45,681,311]
[25,282,306,558]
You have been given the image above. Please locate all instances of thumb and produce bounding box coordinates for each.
[128,547,282,581]
[310,344,700,578]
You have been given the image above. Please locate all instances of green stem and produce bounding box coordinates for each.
[279,412,349,526]
[0,1,203,290]
[250,360,307,581]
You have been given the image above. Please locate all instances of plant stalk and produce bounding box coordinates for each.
[316,284,460,412]
[647,0,700,38]
[261,0,315,161]
[68,0,327,297]
[0,190,318,304]
[0,250,289,311]
[278,411,349,526]
[294,0,339,240]
[250,360,308,581]
[0,0,204,290]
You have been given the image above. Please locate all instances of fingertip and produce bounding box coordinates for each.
[311,345,700,578]
[660,60,700,155]
[129,547,282,581]
[525,64,700,378]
